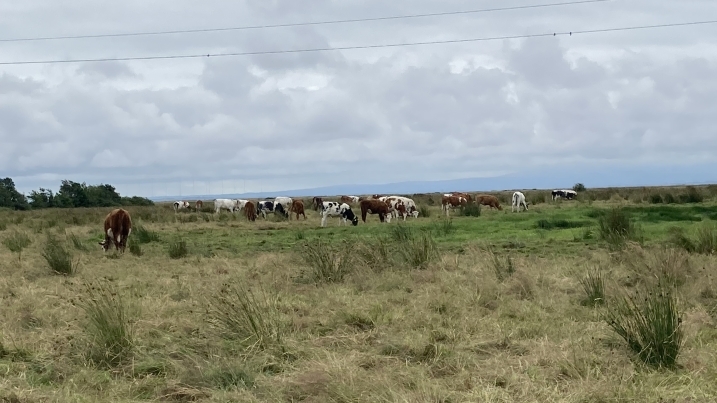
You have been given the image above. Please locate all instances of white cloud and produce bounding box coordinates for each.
[1,0,717,196]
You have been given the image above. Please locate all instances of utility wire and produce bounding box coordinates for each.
[0,0,610,43]
[0,19,715,66]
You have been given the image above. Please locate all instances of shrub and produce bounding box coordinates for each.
[206,282,284,353]
[168,240,188,259]
[649,194,663,204]
[604,277,683,368]
[578,267,605,307]
[459,203,481,217]
[573,183,586,192]
[77,280,134,368]
[663,193,677,204]
[299,240,354,283]
[418,205,431,218]
[42,233,76,275]
[678,186,703,204]
[2,230,32,261]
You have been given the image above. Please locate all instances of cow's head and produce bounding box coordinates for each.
[99,239,110,252]
[351,215,359,226]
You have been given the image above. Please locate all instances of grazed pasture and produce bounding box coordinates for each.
[2,189,717,402]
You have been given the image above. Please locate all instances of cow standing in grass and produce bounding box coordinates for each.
[476,195,503,210]
[195,200,203,212]
[359,199,391,223]
[321,202,359,227]
[340,195,360,205]
[214,198,239,213]
[173,201,191,212]
[312,197,324,211]
[552,189,578,200]
[244,201,257,221]
[512,191,529,212]
[99,208,132,253]
[441,195,466,217]
[291,200,307,220]
[273,197,293,219]
[445,192,473,204]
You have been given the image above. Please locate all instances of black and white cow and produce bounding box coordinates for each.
[273,196,293,219]
[320,201,359,227]
[257,200,288,219]
[551,189,578,200]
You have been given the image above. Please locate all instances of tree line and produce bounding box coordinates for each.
[0,177,154,210]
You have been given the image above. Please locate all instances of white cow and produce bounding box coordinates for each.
[321,202,359,227]
[512,191,528,212]
[214,198,239,213]
[273,197,293,219]
[235,199,249,211]
[173,201,191,212]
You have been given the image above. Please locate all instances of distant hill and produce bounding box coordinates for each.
[148,162,717,202]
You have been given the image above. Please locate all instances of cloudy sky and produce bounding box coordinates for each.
[1,0,716,198]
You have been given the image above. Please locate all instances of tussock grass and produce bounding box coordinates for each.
[299,240,354,283]
[536,218,587,230]
[399,231,439,269]
[418,205,431,218]
[434,218,456,236]
[604,275,683,369]
[76,280,134,368]
[129,242,143,256]
[355,237,393,272]
[2,230,32,261]
[168,240,188,259]
[42,233,77,275]
[206,281,285,353]
[133,224,160,244]
[489,248,515,281]
[390,223,414,243]
[674,224,717,255]
[0,220,7,231]
[597,207,638,249]
[459,203,481,217]
[578,266,605,307]
[68,232,87,251]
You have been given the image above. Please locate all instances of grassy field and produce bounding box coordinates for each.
[2,187,717,402]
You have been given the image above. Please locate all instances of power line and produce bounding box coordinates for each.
[0,19,715,66]
[0,0,610,43]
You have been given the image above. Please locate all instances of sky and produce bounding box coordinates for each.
[1,0,716,198]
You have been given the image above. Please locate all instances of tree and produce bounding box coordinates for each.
[0,178,29,210]
[55,180,90,208]
[28,188,55,209]
[573,183,586,192]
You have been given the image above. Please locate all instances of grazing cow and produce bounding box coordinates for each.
[444,192,473,203]
[371,194,383,199]
[195,200,203,212]
[214,198,239,213]
[244,201,257,222]
[441,195,467,217]
[235,199,249,212]
[273,197,293,219]
[359,199,390,223]
[340,195,360,204]
[173,201,191,212]
[552,189,578,200]
[476,195,503,210]
[291,199,307,220]
[321,201,359,227]
[257,201,275,219]
[385,196,419,220]
[512,191,529,212]
[99,208,132,253]
[312,197,324,211]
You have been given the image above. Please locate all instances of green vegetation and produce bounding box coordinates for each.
[0,186,716,401]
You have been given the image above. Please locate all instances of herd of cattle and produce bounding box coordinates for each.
[98,189,579,253]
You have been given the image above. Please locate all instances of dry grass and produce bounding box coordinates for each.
[1,195,717,402]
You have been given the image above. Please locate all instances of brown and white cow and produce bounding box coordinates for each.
[312,197,324,211]
[476,195,503,210]
[99,208,132,253]
[444,192,473,203]
[173,200,191,212]
[195,200,203,212]
[441,195,467,217]
[359,199,391,223]
[290,199,307,220]
[340,195,360,205]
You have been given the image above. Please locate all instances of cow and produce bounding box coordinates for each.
[273,197,293,219]
[371,194,383,199]
[235,199,249,212]
[99,208,132,253]
[384,196,419,220]
[321,202,359,227]
[290,199,307,220]
[476,195,503,210]
[244,201,257,222]
[214,198,239,213]
[173,201,191,212]
[257,201,275,219]
[359,199,391,223]
[445,192,473,203]
[312,197,324,211]
[512,191,529,212]
[552,189,578,200]
[195,200,203,212]
[441,195,466,217]
[340,195,360,204]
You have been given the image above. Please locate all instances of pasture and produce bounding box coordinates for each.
[2,188,717,402]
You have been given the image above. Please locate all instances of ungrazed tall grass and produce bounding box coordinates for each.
[42,233,76,275]
[206,281,285,353]
[2,230,32,261]
[578,266,605,307]
[399,231,439,269]
[299,240,354,283]
[77,280,134,369]
[168,240,188,259]
[490,249,515,281]
[459,203,481,217]
[390,224,414,243]
[418,205,431,218]
[597,208,637,249]
[133,224,160,244]
[604,274,683,369]
[434,218,456,236]
[356,237,393,272]
[129,242,143,257]
[68,232,87,251]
